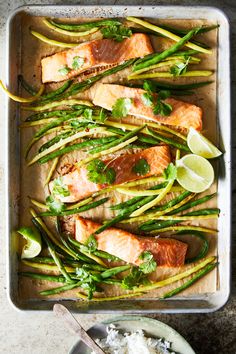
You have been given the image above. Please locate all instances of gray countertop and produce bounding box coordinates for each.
[0,1,235,353]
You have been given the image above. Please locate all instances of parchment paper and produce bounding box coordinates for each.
[18,14,218,301]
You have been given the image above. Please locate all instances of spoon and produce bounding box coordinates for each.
[53,303,106,354]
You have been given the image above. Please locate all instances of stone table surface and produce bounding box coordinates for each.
[0,1,235,353]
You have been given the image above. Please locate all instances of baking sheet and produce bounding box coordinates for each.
[6,5,231,312]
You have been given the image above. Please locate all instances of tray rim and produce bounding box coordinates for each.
[5,4,231,313]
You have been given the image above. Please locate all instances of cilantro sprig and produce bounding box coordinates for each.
[46,177,70,213]
[163,162,177,181]
[80,234,98,253]
[132,158,150,176]
[170,57,191,76]
[87,159,116,185]
[121,267,150,290]
[101,25,132,42]
[72,56,85,70]
[139,251,157,274]
[58,66,71,76]
[142,83,172,117]
[112,97,133,119]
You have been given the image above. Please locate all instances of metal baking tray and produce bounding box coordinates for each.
[5,5,231,312]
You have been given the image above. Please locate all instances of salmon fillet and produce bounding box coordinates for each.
[41,34,154,83]
[75,217,188,267]
[92,84,202,131]
[49,145,171,203]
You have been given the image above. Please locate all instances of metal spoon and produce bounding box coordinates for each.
[53,303,106,354]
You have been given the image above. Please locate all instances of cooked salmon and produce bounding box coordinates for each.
[41,34,154,83]
[92,84,202,131]
[75,217,188,267]
[49,145,171,203]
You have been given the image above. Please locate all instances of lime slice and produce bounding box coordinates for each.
[187,127,222,159]
[17,227,42,259]
[176,154,214,193]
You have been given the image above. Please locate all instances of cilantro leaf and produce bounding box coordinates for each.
[163,162,177,181]
[143,80,157,93]
[132,158,150,176]
[87,159,116,185]
[141,92,154,107]
[83,108,93,120]
[101,25,132,42]
[46,195,65,213]
[139,251,157,274]
[112,98,132,119]
[84,234,98,253]
[153,100,173,116]
[52,177,70,197]
[170,57,190,77]
[121,267,149,290]
[72,56,84,70]
[58,67,71,75]
[158,90,171,100]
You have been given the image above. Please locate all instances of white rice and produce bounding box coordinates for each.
[92,324,176,354]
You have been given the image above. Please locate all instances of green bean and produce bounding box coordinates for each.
[101,265,131,279]
[160,24,219,36]
[183,208,220,216]
[23,99,92,112]
[32,218,74,283]
[131,24,217,48]
[55,218,95,263]
[50,19,121,31]
[18,75,36,95]
[38,130,75,153]
[147,128,190,152]
[27,256,55,264]
[39,80,73,103]
[133,27,201,72]
[82,264,107,272]
[147,191,192,213]
[111,182,168,211]
[140,220,179,232]
[95,182,168,233]
[105,126,160,145]
[38,137,117,163]
[89,125,145,154]
[139,207,219,232]
[53,58,137,101]
[20,272,66,283]
[161,263,216,299]
[110,196,142,210]
[168,193,216,215]
[67,237,108,267]
[34,112,85,139]
[92,250,121,262]
[25,109,79,122]
[142,79,213,92]
[40,282,82,296]
[40,197,109,217]
[177,231,209,264]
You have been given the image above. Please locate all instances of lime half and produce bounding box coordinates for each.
[17,227,42,259]
[176,154,214,193]
[187,127,222,159]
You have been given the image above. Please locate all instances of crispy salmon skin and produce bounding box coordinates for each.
[75,217,188,267]
[41,34,154,83]
[92,84,203,131]
[49,145,171,203]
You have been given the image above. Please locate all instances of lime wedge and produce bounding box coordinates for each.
[176,154,214,193]
[17,227,42,259]
[187,127,222,159]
